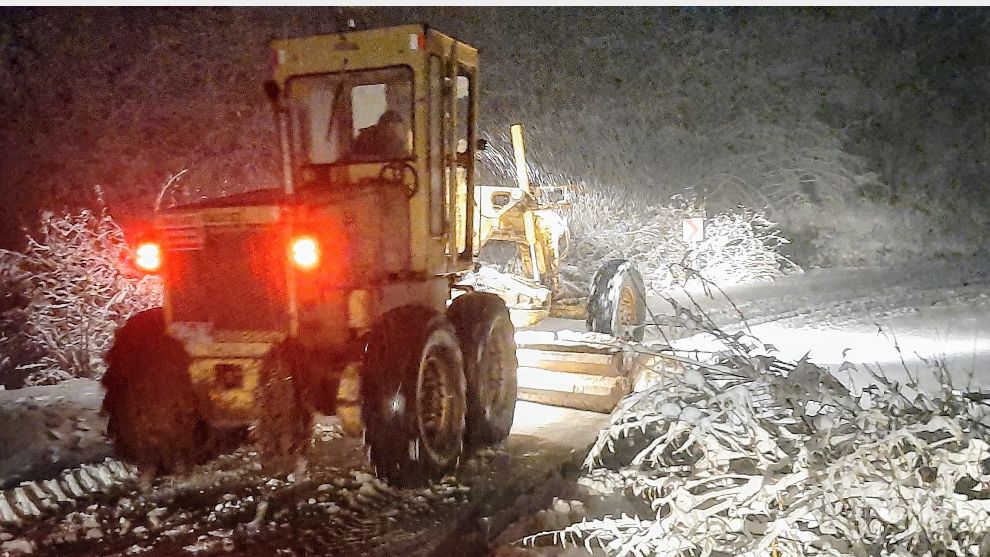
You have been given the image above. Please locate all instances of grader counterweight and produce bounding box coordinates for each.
[102,24,646,487]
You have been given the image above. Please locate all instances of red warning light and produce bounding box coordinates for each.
[135,242,162,273]
[290,236,320,271]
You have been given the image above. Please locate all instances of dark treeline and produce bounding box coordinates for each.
[2,7,987,259]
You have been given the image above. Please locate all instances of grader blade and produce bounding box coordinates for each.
[512,331,687,413]
[513,332,631,413]
[516,366,631,413]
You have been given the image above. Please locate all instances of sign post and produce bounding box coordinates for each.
[682,217,705,272]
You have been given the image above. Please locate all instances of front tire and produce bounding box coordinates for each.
[447,292,518,451]
[586,259,647,342]
[361,306,466,487]
[101,308,217,474]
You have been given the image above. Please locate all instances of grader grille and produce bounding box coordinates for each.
[166,225,289,331]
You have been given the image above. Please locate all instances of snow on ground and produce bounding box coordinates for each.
[536,254,990,393]
[0,411,604,556]
[0,380,110,490]
[0,387,607,555]
[663,253,990,392]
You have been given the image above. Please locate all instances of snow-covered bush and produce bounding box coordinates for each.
[518,324,990,556]
[564,190,796,294]
[0,249,35,385]
[476,132,797,296]
[0,208,162,386]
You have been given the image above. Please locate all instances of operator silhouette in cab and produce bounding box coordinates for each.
[352,110,411,160]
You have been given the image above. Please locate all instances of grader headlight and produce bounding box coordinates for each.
[290,235,320,271]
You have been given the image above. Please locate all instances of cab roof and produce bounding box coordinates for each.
[270,24,478,85]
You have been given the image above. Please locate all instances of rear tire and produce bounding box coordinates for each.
[361,306,466,487]
[447,292,518,451]
[255,346,314,474]
[586,259,647,342]
[101,308,218,474]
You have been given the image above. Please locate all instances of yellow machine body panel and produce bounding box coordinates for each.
[271,25,479,277]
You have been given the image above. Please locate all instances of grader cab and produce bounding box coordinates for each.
[102,25,646,487]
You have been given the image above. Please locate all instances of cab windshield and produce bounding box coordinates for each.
[287,66,413,166]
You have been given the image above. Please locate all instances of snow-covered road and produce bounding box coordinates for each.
[0,344,611,555]
[664,253,990,393]
[0,393,606,556]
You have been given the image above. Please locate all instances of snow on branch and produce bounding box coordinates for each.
[475,132,798,295]
[0,205,162,385]
[564,192,797,295]
[519,325,990,556]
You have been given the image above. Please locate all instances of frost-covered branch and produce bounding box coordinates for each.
[564,194,798,295]
[520,336,990,556]
[0,206,162,385]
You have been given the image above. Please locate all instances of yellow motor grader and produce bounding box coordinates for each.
[102,24,647,486]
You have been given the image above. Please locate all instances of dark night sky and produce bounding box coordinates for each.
[1,7,988,261]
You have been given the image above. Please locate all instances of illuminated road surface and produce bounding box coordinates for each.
[664,254,990,393]
[538,255,990,393]
[510,400,610,449]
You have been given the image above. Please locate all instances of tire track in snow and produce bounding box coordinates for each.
[0,458,138,526]
[0,422,344,531]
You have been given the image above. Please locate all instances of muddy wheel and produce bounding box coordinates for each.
[101,308,218,474]
[255,346,314,474]
[362,305,466,487]
[447,292,518,451]
[586,259,647,342]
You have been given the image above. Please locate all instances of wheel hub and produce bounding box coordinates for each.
[417,350,457,461]
[618,284,638,340]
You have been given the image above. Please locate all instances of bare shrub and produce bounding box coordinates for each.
[0,207,162,386]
